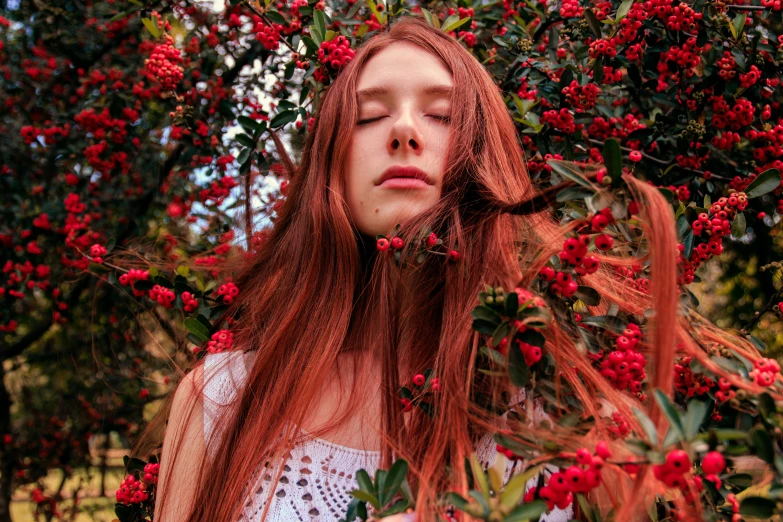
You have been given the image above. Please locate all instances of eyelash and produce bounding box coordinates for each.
[356,115,451,125]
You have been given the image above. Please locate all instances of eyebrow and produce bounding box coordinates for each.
[356,84,453,103]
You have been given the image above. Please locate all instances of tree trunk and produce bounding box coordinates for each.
[100,433,109,497]
[0,363,14,522]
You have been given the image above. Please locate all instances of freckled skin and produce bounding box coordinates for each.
[345,42,452,238]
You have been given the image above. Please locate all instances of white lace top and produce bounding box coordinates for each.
[202,351,572,522]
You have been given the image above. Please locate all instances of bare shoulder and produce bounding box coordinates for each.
[153,364,208,520]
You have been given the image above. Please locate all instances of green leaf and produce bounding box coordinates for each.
[379,459,408,506]
[683,399,710,440]
[186,333,205,346]
[500,465,543,509]
[270,110,298,129]
[676,213,691,243]
[442,15,471,33]
[491,321,510,347]
[314,9,326,38]
[265,9,287,25]
[549,161,594,189]
[114,504,133,522]
[584,9,603,37]
[732,13,747,39]
[632,407,658,446]
[603,138,622,180]
[579,315,627,335]
[575,286,601,306]
[744,169,780,198]
[653,389,685,442]
[472,305,501,324]
[505,291,520,318]
[446,492,470,511]
[237,148,252,165]
[184,318,210,341]
[518,329,545,348]
[556,187,594,202]
[508,341,531,387]
[731,212,746,238]
[356,469,374,494]
[302,35,319,53]
[374,469,386,502]
[749,427,775,464]
[469,453,490,501]
[615,0,634,21]
[473,319,499,335]
[238,115,262,134]
[683,399,712,441]
[725,473,753,488]
[739,497,776,518]
[141,17,160,38]
[348,489,378,505]
[236,133,255,148]
[505,500,547,522]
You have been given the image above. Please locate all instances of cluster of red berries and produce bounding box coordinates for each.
[89,243,107,264]
[400,373,440,412]
[144,34,183,92]
[592,323,647,398]
[562,81,600,112]
[673,357,716,398]
[761,0,782,10]
[746,124,783,163]
[199,175,239,206]
[657,37,704,87]
[559,0,583,18]
[118,269,150,297]
[678,192,748,285]
[749,357,780,387]
[536,442,611,511]
[654,450,726,505]
[116,472,152,505]
[199,329,234,354]
[717,51,740,79]
[725,493,742,522]
[377,232,460,262]
[317,35,355,73]
[652,450,691,489]
[254,20,283,51]
[539,216,610,298]
[711,131,741,150]
[216,282,239,304]
[181,291,199,312]
[588,38,617,60]
[709,96,755,131]
[542,108,577,133]
[715,377,736,404]
[376,236,405,251]
[149,284,176,308]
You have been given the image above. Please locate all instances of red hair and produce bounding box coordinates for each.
[138,15,776,521]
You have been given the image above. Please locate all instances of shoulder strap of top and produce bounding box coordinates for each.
[202,351,249,460]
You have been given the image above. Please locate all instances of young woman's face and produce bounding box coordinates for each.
[345,42,453,238]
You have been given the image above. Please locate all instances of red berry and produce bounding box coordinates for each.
[594,234,614,250]
[412,374,425,386]
[376,238,390,251]
[701,451,725,475]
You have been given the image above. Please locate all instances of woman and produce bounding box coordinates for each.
[141,14,748,522]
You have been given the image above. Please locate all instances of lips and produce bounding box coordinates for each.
[376,165,435,186]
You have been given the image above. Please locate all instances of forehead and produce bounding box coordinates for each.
[355,42,453,103]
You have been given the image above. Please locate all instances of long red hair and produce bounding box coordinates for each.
[138,15,776,521]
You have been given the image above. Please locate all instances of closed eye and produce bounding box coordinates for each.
[356,115,451,125]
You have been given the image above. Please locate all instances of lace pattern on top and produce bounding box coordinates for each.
[202,351,572,522]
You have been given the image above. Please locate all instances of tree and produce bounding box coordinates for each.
[1,0,782,519]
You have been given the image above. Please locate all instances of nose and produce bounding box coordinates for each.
[387,107,424,155]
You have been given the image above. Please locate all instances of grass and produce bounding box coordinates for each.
[11,462,128,522]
